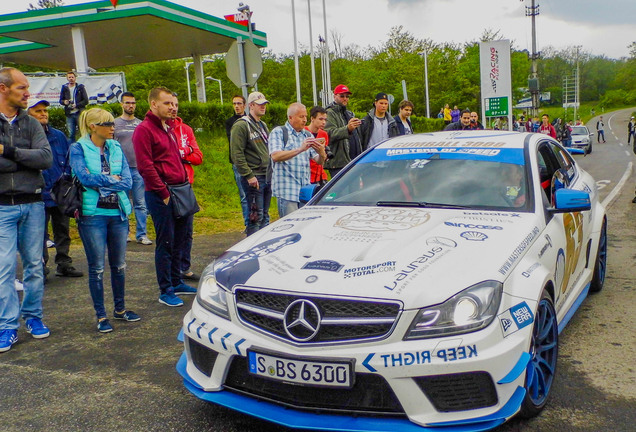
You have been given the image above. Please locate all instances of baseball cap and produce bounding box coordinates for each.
[333,84,352,95]
[375,92,389,101]
[247,92,269,105]
[27,98,50,109]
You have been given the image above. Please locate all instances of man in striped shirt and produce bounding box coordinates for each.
[269,103,327,217]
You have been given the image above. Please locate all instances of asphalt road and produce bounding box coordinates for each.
[1,111,635,432]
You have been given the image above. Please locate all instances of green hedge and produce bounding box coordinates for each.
[47,102,445,136]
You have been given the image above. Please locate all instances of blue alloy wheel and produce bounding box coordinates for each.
[589,217,607,293]
[519,291,558,418]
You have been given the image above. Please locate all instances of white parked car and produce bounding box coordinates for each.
[178,131,607,431]
[570,125,593,154]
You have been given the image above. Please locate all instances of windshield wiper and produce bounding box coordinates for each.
[376,201,472,209]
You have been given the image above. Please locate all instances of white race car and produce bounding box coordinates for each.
[177,131,607,431]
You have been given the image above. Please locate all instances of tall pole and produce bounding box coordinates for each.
[574,45,580,122]
[291,0,301,102]
[526,0,540,117]
[307,0,318,106]
[423,49,430,118]
[321,0,331,101]
[184,61,193,103]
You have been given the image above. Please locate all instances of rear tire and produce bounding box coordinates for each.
[589,217,607,293]
[518,290,558,419]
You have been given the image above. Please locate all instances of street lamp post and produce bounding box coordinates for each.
[206,77,223,104]
[419,50,430,118]
[184,61,193,102]
[238,3,258,91]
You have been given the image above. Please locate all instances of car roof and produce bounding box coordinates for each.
[375,130,532,151]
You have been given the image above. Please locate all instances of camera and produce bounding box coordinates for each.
[325,148,335,160]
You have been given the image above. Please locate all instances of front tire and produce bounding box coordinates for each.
[589,217,607,293]
[518,290,558,418]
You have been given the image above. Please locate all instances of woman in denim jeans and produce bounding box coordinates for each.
[70,108,140,333]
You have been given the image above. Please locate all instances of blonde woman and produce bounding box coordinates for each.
[69,108,139,333]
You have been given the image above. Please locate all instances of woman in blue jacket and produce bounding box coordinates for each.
[69,108,139,333]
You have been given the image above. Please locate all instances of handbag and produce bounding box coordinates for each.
[167,181,200,218]
[52,173,84,218]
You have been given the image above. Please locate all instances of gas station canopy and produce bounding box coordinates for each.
[0,0,267,70]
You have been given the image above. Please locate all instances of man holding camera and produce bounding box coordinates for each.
[324,84,362,178]
[305,106,331,185]
[269,103,326,217]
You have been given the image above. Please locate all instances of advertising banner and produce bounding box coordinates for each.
[25,73,125,107]
[479,40,513,128]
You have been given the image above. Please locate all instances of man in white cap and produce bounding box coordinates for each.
[28,98,83,280]
[230,92,271,235]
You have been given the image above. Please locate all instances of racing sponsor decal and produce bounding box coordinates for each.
[302,260,344,272]
[215,234,301,287]
[385,237,457,293]
[463,211,522,218]
[328,231,383,243]
[271,223,294,232]
[362,345,479,371]
[498,226,540,276]
[389,140,506,149]
[499,301,534,337]
[522,262,541,278]
[460,231,488,241]
[445,221,503,230]
[561,212,584,294]
[343,261,396,279]
[305,275,318,283]
[283,216,322,222]
[302,206,338,213]
[262,255,294,275]
[386,148,501,157]
[459,216,515,224]
[335,208,430,232]
[537,234,553,258]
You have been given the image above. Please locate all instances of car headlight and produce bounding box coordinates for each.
[581,138,589,143]
[196,262,230,320]
[404,280,502,340]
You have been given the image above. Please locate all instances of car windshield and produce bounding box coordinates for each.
[316,147,531,211]
[571,126,588,135]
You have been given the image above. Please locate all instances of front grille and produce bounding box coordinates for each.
[234,288,401,344]
[187,337,218,377]
[414,372,497,412]
[224,355,405,415]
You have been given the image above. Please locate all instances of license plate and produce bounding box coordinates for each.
[247,349,353,388]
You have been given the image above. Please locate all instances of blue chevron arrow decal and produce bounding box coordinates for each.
[362,353,377,372]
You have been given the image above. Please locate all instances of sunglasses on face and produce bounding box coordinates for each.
[95,122,115,127]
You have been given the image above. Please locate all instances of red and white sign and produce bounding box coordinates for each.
[110,0,119,7]
[224,12,250,27]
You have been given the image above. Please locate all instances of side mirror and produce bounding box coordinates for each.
[551,188,591,213]
[566,148,585,155]
[299,184,318,204]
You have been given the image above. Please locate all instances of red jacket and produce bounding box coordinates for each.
[172,117,203,184]
[133,111,187,200]
[305,127,329,183]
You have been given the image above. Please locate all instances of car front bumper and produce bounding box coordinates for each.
[177,298,534,431]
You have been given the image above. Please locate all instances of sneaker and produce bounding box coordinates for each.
[56,266,84,278]
[46,239,55,248]
[0,330,18,353]
[159,291,184,307]
[174,283,197,295]
[181,270,200,281]
[127,236,132,243]
[632,196,636,203]
[15,279,23,292]
[136,236,153,245]
[113,310,141,322]
[97,318,113,333]
[25,318,50,339]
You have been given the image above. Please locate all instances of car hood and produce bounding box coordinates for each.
[214,206,541,308]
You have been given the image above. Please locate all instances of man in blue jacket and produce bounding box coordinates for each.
[27,98,83,279]
[59,71,88,142]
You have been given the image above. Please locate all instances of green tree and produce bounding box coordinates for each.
[28,0,64,10]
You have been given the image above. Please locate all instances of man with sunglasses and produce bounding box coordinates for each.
[324,84,362,178]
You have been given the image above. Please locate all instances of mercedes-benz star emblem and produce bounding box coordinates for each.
[283,299,321,342]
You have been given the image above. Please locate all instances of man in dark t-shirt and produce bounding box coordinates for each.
[225,95,248,229]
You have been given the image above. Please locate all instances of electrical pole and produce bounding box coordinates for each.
[525,0,540,117]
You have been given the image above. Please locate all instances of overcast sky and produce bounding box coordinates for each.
[4,0,635,59]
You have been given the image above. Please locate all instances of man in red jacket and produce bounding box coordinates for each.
[132,87,196,307]
[305,106,329,185]
[170,93,203,281]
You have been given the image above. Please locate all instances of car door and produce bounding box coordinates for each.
[535,141,589,317]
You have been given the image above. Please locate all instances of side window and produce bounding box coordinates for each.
[550,143,576,182]
[537,143,559,198]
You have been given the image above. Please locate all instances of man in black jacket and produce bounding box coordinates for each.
[225,95,248,229]
[59,71,88,142]
[0,67,53,352]
[324,84,362,177]
[360,93,399,150]
[444,109,472,131]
